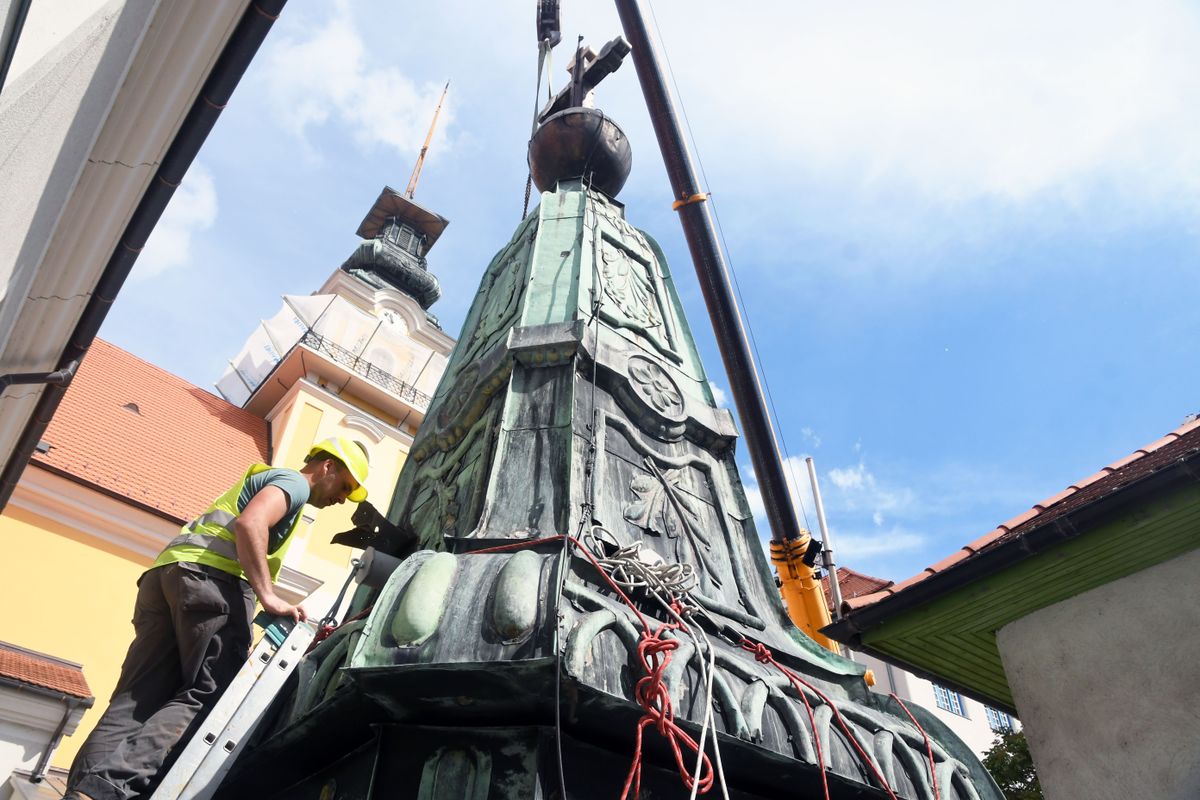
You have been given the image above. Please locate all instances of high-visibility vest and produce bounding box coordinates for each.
[154,463,304,582]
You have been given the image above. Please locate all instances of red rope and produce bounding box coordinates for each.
[465,536,715,798]
[889,693,940,800]
[739,639,899,800]
[467,535,567,555]
[739,640,829,800]
[620,614,715,799]
[306,604,374,653]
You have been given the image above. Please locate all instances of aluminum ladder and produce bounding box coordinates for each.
[149,617,316,800]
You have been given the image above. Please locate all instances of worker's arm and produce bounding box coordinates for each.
[231,485,307,622]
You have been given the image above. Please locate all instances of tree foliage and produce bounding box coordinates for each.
[982,730,1043,800]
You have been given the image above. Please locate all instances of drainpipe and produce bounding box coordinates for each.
[30,697,84,783]
[0,0,289,511]
[0,360,79,393]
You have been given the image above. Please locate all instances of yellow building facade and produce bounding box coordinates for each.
[0,187,453,773]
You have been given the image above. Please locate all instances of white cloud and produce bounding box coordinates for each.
[824,460,916,516]
[649,0,1200,216]
[827,463,867,491]
[135,164,217,280]
[833,527,926,560]
[800,426,822,449]
[743,474,765,524]
[710,382,728,407]
[262,1,454,158]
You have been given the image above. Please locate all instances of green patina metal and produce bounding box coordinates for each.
[490,549,542,642]
[390,551,458,647]
[862,481,1200,711]
[225,169,1003,799]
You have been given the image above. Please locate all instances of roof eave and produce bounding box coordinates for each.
[0,674,94,705]
[824,456,1200,645]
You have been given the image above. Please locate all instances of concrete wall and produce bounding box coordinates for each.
[0,0,154,355]
[998,547,1200,800]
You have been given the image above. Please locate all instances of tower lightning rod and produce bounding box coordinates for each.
[614,0,804,545]
[405,80,450,199]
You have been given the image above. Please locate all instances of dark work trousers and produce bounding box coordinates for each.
[68,562,255,800]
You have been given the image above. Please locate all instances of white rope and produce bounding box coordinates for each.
[582,527,731,799]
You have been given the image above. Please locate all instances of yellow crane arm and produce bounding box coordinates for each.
[770,529,838,651]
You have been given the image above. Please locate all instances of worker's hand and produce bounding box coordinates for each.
[259,591,308,623]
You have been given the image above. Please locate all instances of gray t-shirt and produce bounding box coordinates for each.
[238,468,309,553]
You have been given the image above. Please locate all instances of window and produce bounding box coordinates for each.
[985,706,1013,732]
[932,684,967,717]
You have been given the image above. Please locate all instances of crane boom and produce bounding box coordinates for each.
[405,80,450,199]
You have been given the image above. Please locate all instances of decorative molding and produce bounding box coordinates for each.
[264,378,414,450]
[595,234,680,363]
[600,243,661,329]
[626,355,685,419]
[14,465,324,606]
[318,269,455,355]
[341,413,387,444]
[597,413,765,626]
[12,466,176,561]
[623,460,721,588]
[436,363,481,431]
[372,287,425,333]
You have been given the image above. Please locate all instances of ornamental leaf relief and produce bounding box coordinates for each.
[437,362,480,430]
[623,459,723,589]
[600,245,660,330]
[462,241,529,364]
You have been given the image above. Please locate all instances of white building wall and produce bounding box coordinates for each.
[998,547,1200,800]
[847,649,1012,758]
[0,686,86,786]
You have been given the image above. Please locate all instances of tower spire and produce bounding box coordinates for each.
[405,80,450,199]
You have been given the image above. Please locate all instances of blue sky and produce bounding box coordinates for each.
[100,0,1200,582]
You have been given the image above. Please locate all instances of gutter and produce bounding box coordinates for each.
[0,0,289,511]
[0,675,94,782]
[0,360,79,393]
[824,452,1200,645]
[0,674,93,706]
[30,696,87,783]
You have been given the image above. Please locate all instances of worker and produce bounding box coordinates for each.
[63,438,370,800]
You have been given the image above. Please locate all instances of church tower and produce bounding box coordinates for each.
[213,185,455,615]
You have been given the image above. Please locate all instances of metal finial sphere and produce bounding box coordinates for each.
[528,107,632,198]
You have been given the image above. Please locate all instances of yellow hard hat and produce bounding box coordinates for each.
[308,437,369,502]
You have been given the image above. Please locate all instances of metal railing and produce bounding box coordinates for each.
[300,329,431,409]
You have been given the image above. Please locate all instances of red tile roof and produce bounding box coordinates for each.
[843,416,1200,611]
[0,642,92,700]
[821,566,892,609]
[31,339,268,523]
